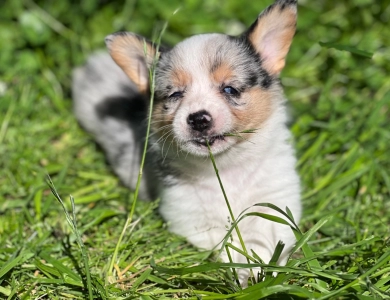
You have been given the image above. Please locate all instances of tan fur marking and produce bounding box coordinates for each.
[109,34,156,93]
[211,63,233,83]
[231,87,273,141]
[171,69,192,87]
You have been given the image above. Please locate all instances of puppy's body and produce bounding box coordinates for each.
[73,0,301,282]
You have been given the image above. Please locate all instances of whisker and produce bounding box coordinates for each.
[161,131,174,159]
[149,125,172,138]
[156,128,174,144]
[162,133,176,163]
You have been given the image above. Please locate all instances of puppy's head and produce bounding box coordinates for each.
[106,0,297,157]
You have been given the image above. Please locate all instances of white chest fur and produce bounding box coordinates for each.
[159,111,301,265]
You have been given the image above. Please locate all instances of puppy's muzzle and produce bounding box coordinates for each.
[187,110,225,146]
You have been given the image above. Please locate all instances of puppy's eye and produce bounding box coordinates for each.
[168,91,183,99]
[222,86,239,96]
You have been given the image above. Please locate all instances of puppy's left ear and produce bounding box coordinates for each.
[105,32,158,94]
[247,0,297,75]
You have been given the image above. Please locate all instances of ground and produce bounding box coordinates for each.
[0,0,389,299]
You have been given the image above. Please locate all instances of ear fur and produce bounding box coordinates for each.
[247,0,297,75]
[105,32,157,94]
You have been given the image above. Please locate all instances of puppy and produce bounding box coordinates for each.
[73,0,301,283]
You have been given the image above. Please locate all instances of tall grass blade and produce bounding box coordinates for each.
[106,21,168,282]
[47,176,94,300]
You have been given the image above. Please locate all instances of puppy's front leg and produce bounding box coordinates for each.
[220,213,296,284]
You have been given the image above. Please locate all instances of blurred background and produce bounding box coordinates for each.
[2,0,389,215]
[0,0,389,295]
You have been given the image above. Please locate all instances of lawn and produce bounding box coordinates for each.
[1,0,389,298]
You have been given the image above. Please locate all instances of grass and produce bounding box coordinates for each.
[0,0,389,298]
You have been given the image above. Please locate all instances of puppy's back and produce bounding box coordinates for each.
[72,52,158,199]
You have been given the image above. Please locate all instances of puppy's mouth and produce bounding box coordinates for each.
[191,135,225,147]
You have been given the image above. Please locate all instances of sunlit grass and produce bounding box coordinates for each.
[0,0,389,298]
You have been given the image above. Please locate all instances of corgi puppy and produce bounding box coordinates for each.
[73,0,301,283]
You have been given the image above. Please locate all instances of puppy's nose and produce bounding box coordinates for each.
[187,110,212,132]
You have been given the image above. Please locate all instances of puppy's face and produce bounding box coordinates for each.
[106,0,297,157]
[153,34,275,156]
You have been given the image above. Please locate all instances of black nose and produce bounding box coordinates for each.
[187,110,212,132]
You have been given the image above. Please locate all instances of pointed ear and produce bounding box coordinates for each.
[105,32,158,94]
[247,0,297,75]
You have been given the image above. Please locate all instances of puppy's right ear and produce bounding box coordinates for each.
[105,32,158,94]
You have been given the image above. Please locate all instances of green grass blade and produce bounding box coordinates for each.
[106,21,168,284]
[46,177,94,300]
[131,268,152,291]
[39,252,81,282]
[0,286,10,297]
[0,252,34,279]
[236,284,319,299]
[290,216,331,258]
[319,41,374,58]
[242,212,291,226]
[318,249,390,300]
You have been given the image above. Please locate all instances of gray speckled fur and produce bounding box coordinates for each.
[72,52,158,199]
